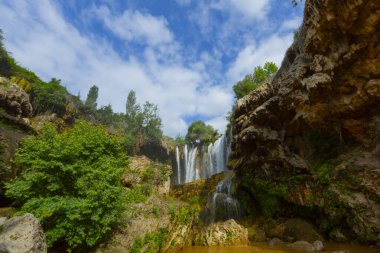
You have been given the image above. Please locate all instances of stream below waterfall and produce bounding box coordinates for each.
[179,243,380,253]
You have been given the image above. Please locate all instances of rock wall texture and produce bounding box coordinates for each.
[231,0,380,244]
[0,213,47,253]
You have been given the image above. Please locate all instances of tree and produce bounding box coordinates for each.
[85,85,98,111]
[142,101,163,143]
[30,78,67,115]
[96,104,114,125]
[232,62,278,99]
[185,120,219,145]
[5,121,127,251]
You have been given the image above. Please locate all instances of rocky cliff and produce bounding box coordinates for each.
[231,0,380,245]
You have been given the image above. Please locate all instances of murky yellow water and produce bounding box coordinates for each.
[179,243,380,253]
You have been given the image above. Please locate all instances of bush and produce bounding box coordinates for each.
[5,121,128,251]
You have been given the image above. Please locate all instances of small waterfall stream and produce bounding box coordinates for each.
[174,134,241,223]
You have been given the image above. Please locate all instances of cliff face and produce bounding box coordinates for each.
[231,0,380,244]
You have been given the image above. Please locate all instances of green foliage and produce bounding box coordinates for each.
[96,105,114,125]
[30,78,68,116]
[169,205,194,225]
[131,228,168,253]
[174,136,186,146]
[185,120,220,145]
[315,163,333,184]
[125,186,151,204]
[124,90,163,154]
[5,121,127,251]
[142,101,163,143]
[232,62,278,99]
[85,85,99,111]
[241,177,288,217]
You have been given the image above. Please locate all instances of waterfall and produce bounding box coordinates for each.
[175,146,181,184]
[174,132,241,224]
[204,170,242,224]
[175,135,229,184]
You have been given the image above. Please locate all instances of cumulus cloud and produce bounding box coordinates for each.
[227,33,294,84]
[92,5,173,46]
[0,0,235,137]
[0,0,301,138]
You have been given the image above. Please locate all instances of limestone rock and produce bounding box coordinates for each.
[0,77,32,119]
[231,0,380,244]
[0,213,47,253]
[194,219,248,246]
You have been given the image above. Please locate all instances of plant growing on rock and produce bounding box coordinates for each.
[5,121,128,252]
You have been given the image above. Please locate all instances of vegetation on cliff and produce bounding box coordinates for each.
[5,121,127,251]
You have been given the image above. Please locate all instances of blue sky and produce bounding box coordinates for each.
[0,0,304,137]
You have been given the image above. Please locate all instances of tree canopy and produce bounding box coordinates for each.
[5,121,127,251]
[233,62,278,99]
[185,120,219,145]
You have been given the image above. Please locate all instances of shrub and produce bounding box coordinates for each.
[5,121,128,251]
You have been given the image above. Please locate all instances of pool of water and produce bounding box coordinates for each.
[179,243,380,253]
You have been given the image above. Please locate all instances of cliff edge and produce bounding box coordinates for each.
[231,0,380,244]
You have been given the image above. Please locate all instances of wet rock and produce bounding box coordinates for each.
[288,241,315,252]
[329,229,349,243]
[313,240,324,252]
[194,219,248,246]
[248,225,267,242]
[268,218,323,243]
[0,213,47,253]
[268,238,284,247]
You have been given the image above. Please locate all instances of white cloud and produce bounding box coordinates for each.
[0,0,234,137]
[280,16,303,31]
[227,33,293,84]
[206,116,228,135]
[223,0,270,20]
[94,6,174,46]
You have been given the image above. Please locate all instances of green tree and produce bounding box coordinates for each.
[30,78,67,115]
[142,101,163,143]
[5,121,127,251]
[85,85,98,111]
[232,62,278,99]
[185,120,219,145]
[96,104,114,125]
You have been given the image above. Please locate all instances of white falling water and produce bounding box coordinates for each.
[175,146,181,184]
[205,170,241,224]
[176,135,228,184]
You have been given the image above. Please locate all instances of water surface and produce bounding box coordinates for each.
[179,243,380,253]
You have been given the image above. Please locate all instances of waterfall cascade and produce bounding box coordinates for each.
[203,170,242,224]
[174,133,241,223]
[174,134,228,184]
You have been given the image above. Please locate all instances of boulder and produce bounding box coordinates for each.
[287,240,324,252]
[0,77,32,119]
[194,219,248,246]
[268,218,323,243]
[0,213,47,253]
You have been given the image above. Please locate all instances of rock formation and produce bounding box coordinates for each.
[194,219,248,246]
[0,213,47,253]
[231,0,380,244]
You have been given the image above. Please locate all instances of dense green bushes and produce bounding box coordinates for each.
[5,121,128,251]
